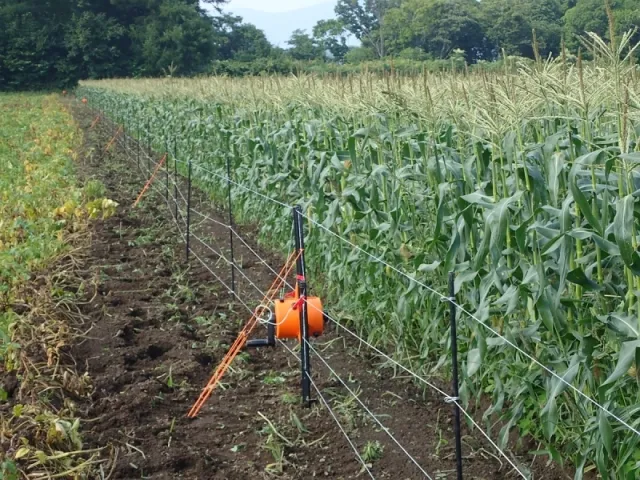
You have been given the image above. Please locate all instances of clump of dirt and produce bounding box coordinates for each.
[66,101,573,480]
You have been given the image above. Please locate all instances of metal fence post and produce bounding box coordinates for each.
[294,205,312,407]
[136,116,141,169]
[226,155,236,293]
[449,271,464,480]
[173,137,178,221]
[186,159,192,262]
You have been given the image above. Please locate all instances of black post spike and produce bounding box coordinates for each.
[449,271,464,480]
[294,206,312,407]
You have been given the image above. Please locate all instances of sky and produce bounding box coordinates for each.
[202,0,339,46]
[223,0,329,13]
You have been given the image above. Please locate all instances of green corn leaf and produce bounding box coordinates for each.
[515,211,536,253]
[444,225,461,273]
[432,183,448,244]
[597,314,640,338]
[541,233,565,256]
[488,193,522,267]
[603,340,640,386]
[569,151,605,234]
[454,271,477,295]
[548,361,580,402]
[418,261,441,272]
[543,397,558,439]
[614,194,640,275]
[466,348,481,377]
[537,291,557,333]
[620,152,640,163]
[472,221,492,271]
[547,151,565,208]
[568,229,620,256]
[460,191,496,209]
[567,267,603,291]
[598,411,613,457]
[595,446,610,480]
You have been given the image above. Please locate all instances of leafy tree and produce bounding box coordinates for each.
[480,0,564,59]
[344,46,377,63]
[0,1,75,89]
[313,19,350,61]
[396,47,430,61]
[212,14,271,62]
[383,0,488,62]
[564,0,640,52]
[286,29,322,61]
[335,0,400,58]
[65,12,126,79]
[129,1,217,76]
[0,0,233,90]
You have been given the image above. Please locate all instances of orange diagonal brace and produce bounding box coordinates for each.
[103,126,123,153]
[133,153,167,208]
[187,250,302,418]
[90,115,101,129]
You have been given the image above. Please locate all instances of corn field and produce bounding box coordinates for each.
[77,32,640,478]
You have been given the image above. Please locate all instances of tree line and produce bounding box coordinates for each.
[1,0,638,90]
[293,0,639,63]
[0,0,259,90]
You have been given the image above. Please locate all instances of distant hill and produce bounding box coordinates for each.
[222,2,342,47]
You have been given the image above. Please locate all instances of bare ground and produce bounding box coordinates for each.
[46,100,574,480]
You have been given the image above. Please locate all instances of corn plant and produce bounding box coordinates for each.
[77,31,640,478]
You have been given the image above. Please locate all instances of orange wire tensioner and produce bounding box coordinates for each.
[187,206,325,418]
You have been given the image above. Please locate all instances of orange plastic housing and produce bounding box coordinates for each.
[275,297,324,340]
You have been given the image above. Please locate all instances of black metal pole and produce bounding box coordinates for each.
[173,137,178,221]
[449,271,464,480]
[294,205,312,407]
[165,151,170,207]
[186,159,192,262]
[146,120,151,174]
[123,116,127,154]
[137,116,141,169]
[226,155,236,293]
[146,120,151,157]
[165,140,170,202]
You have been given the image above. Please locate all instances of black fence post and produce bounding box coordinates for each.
[165,140,170,202]
[123,115,127,154]
[186,159,192,262]
[226,155,236,293]
[146,119,151,159]
[136,116,141,169]
[294,206,312,407]
[147,121,152,174]
[449,271,464,480]
[173,137,178,221]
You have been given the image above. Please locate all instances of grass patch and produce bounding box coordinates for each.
[0,94,117,360]
[0,94,117,477]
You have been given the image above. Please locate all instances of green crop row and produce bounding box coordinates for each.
[77,32,640,479]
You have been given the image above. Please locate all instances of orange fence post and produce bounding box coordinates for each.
[187,251,302,418]
[103,126,123,153]
[133,153,167,208]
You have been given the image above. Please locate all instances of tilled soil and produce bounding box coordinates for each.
[68,101,569,480]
